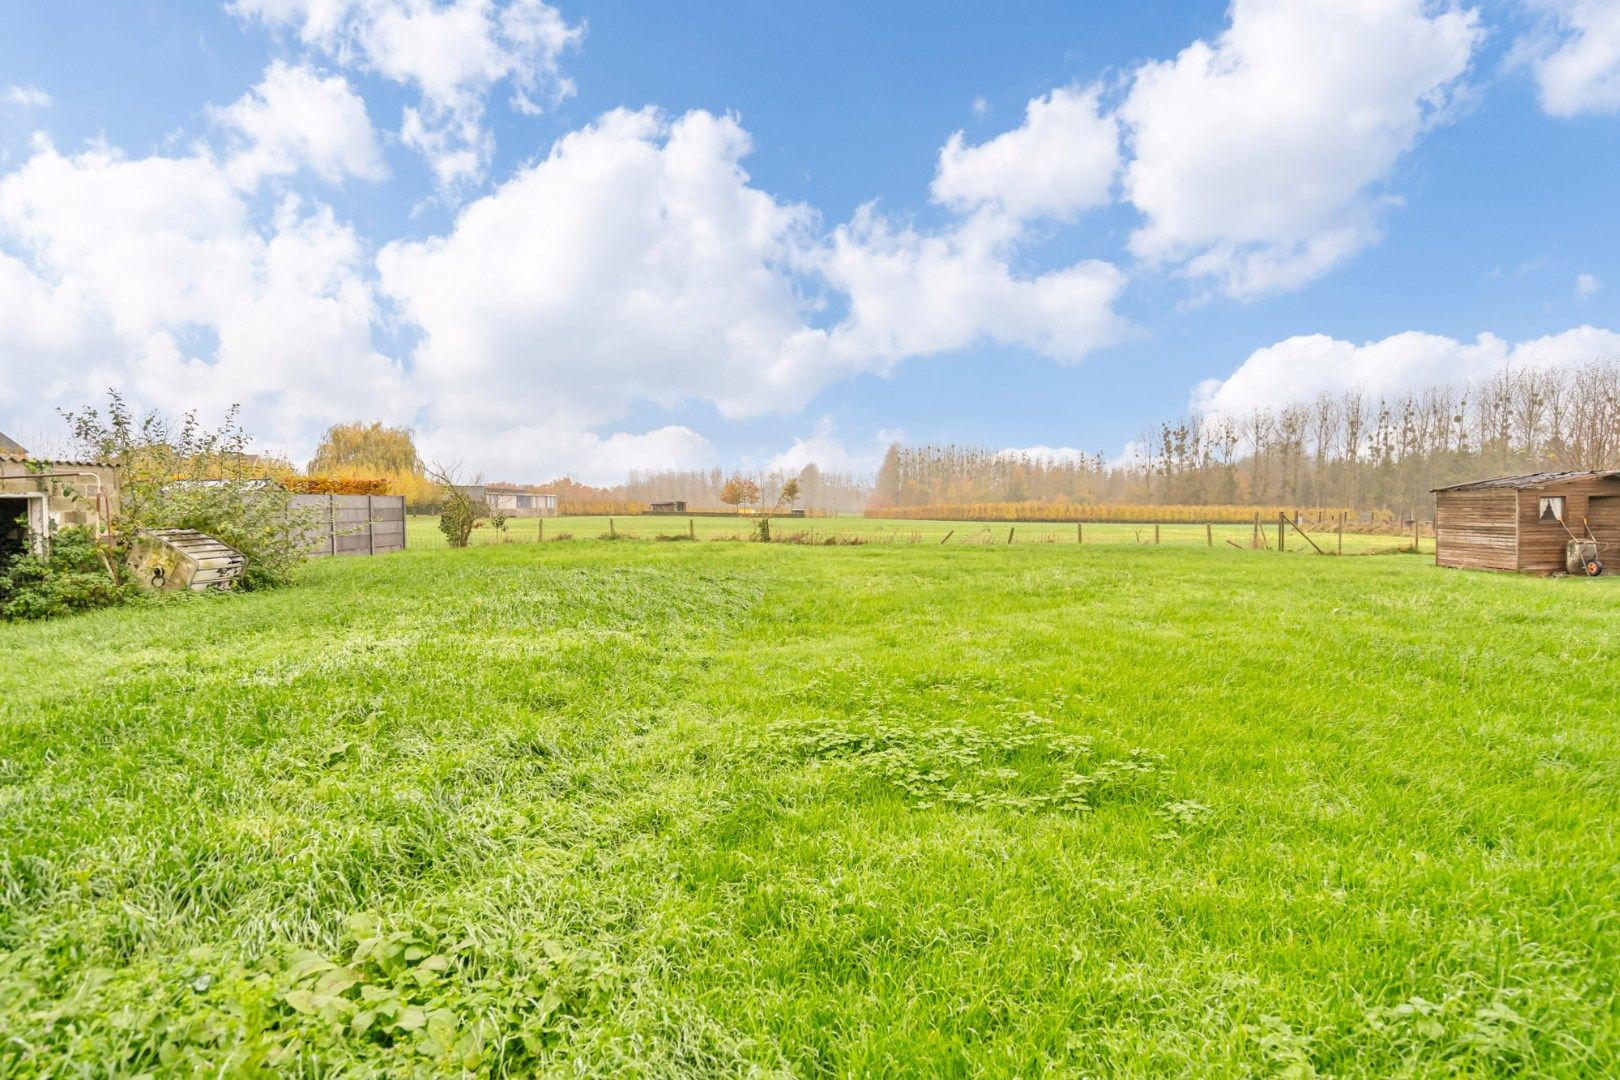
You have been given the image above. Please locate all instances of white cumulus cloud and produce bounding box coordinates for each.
[418,422,715,485]
[212,61,387,187]
[228,0,583,186]
[1194,325,1620,416]
[1119,0,1481,299]
[932,86,1118,224]
[825,206,1129,367]
[380,104,1131,446]
[377,107,837,430]
[3,85,52,110]
[1519,0,1620,117]
[0,139,410,453]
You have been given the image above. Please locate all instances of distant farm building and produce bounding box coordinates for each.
[649,500,687,513]
[480,485,557,517]
[1,440,119,559]
[1434,471,1620,573]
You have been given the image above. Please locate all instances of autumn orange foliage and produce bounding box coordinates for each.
[279,474,393,496]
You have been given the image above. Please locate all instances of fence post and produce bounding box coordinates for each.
[1206,523,1212,547]
[1077,522,1083,545]
[610,517,616,539]
[1155,524,1161,545]
[1277,513,1286,553]
[1253,511,1260,549]
[1413,518,1419,552]
[1337,513,1343,556]
[1007,527,1015,545]
[539,518,544,542]
[940,529,954,545]
[329,495,336,556]
[689,518,695,540]
[367,494,375,555]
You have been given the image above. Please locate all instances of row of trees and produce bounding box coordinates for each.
[622,465,871,513]
[870,444,1111,510]
[298,426,877,514]
[292,358,1620,518]
[547,465,872,514]
[872,361,1620,514]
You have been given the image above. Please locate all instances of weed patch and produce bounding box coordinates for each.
[774,712,1168,814]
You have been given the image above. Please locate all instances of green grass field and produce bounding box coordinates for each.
[413,512,1432,556]
[2,536,1615,1075]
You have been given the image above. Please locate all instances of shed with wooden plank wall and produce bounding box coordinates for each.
[1434,471,1620,573]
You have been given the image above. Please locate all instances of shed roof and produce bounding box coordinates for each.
[0,431,25,456]
[1,451,118,469]
[1433,470,1620,492]
[484,483,554,495]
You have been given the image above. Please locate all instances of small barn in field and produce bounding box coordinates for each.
[1433,471,1620,573]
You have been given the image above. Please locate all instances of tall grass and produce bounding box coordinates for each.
[1,542,1614,1074]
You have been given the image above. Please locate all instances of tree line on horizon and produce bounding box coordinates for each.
[870,360,1620,515]
[291,358,1620,517]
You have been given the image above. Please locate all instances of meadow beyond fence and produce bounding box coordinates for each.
[406,513,1435,555]
[868,501,1377,525]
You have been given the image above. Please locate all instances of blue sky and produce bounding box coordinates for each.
[0,1,1616,482]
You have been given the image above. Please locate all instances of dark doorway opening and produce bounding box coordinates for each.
[0,497,31,562]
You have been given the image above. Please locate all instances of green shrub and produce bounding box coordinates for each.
[437,488,485,548]
[62,392,320,591]
[0,527,140,621]
[148,480,312,591]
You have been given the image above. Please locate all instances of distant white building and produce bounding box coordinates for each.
[464,484,557,517]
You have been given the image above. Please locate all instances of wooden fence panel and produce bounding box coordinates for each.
[291,494,407,557]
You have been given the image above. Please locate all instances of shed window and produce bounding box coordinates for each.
[1539,496,1566,523]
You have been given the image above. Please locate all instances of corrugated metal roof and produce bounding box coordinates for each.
[484,484,555,494]
[1,451,118,469]
[1434,470,1620,492]
[0,431,26,456]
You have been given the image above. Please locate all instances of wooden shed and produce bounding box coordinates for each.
[1433,471,1620,573]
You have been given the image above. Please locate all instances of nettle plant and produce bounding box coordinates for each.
[62,392,320,590]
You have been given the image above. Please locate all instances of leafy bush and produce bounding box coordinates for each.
[156,481,317,590]
[0,526,139,621]
[437,488,486,549]
[62,392,320,590]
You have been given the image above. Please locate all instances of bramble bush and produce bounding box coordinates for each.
[0,525,142,621]
[63,392,320,591]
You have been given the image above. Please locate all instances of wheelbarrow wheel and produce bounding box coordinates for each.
[1586,559,1604,577]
